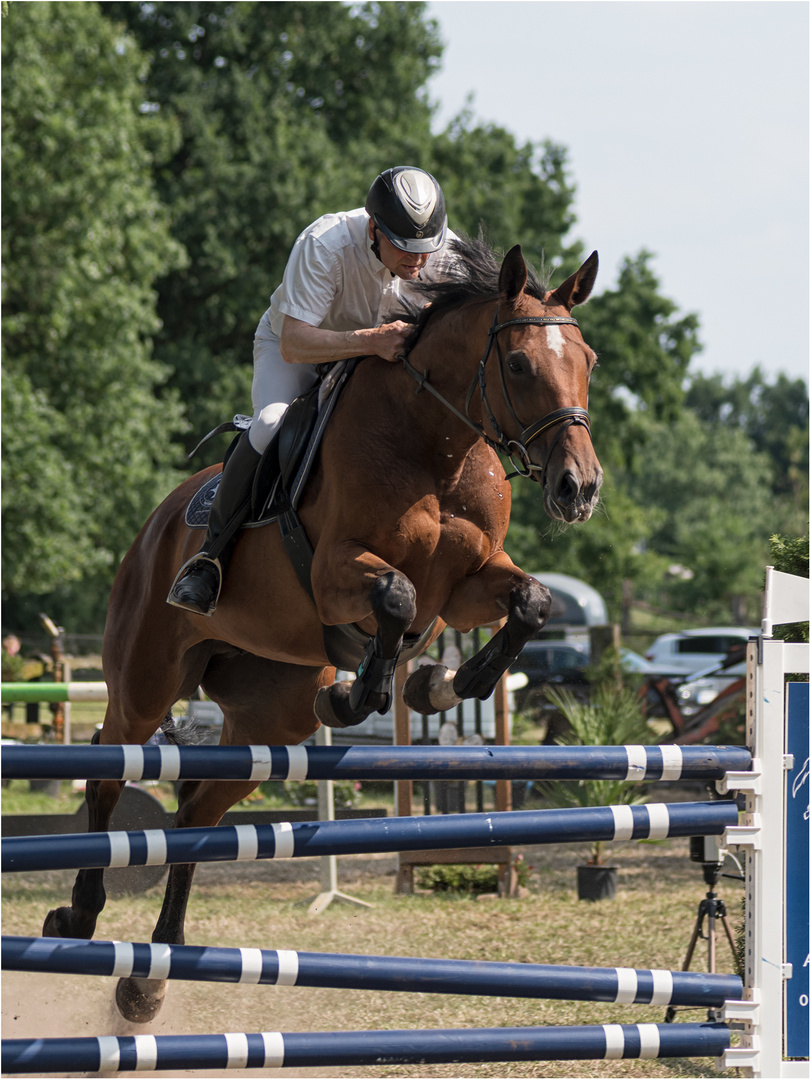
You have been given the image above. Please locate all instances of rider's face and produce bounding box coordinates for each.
[369,221,431,280]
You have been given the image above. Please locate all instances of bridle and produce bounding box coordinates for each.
[401,307,593,484]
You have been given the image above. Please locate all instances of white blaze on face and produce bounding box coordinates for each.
[546,325,566,359]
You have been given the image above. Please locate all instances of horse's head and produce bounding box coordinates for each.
[492,246,603,523]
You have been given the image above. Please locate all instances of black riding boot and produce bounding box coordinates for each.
[167,433,262,615]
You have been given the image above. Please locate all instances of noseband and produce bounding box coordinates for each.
[401,307,593,485]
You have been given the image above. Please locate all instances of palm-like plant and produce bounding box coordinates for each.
[543,685,654,866]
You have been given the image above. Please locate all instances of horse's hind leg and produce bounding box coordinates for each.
[403,554,551,713]
[42,759,125,939]
[42,665,194,940]
[115,654,325,1023]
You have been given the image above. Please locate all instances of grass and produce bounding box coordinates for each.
[2,834,744,1079]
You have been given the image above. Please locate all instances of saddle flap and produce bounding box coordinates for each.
[183,358,360,531]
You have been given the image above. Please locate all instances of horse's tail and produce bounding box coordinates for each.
[158,712,208,746]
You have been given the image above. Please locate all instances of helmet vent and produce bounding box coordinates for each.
[393,169,438,226]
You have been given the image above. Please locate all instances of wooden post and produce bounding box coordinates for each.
[493,665,517,897]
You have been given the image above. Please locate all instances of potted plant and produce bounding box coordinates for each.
[542,684,654,901]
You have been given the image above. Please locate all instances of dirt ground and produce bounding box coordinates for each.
[3,855,396,1079]
[2,837,744,1080]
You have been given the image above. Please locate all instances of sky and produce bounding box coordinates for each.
[425,1,809,385]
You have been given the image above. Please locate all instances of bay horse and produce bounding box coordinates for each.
[43,238,602,1022]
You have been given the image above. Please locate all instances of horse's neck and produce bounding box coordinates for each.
[403,301,496,451]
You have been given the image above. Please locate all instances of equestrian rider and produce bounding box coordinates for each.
[168,166,456,616]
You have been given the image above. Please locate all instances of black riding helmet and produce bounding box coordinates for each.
[365,166,447,254]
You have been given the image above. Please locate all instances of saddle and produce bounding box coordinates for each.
[185,358,357,530]
[184,359,437,670]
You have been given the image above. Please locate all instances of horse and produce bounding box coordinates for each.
[43,237,602,1022]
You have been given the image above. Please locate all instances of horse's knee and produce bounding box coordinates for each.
[369,572,416,649]
[513,576,552,632]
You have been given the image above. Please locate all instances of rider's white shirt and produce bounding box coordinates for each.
[265,207,458,335]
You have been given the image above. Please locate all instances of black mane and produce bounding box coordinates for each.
[398,235,549,337]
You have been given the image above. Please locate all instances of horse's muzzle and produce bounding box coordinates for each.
[544,466,603,523]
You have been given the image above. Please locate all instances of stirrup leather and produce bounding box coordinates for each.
[166,554,223,616]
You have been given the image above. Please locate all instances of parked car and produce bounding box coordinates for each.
[643,627,757,720]
[510,640,590,710]
[644,627,757,678]
[510,642,656,713]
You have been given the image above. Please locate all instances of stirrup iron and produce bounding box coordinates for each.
[166,554,223,616]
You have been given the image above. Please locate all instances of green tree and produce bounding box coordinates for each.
[98,2,586,453]
[2,2,186,612]
[577,251,700,471]
[685,367,809,513]
[625,411,778,623]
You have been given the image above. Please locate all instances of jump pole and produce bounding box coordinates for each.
[2,934,742,1005]
[2,801,739,875]
[0,743,752,782]
[1,682,107,703]
[1,1023,732,1073]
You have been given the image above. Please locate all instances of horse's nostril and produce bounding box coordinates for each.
[557,471,581,505]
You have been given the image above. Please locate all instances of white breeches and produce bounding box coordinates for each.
[249,311,320,453]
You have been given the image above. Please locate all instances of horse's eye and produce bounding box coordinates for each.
[508,359,524,373]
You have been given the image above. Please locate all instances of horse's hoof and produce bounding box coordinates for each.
[115,977,167,1023]
[403,664,461,714]
[43,906,96,940]
[314,682,381,728]
[314,682,355,728]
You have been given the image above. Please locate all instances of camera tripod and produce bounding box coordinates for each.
[664,860,738,1023]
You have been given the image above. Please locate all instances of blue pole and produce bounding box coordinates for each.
[1,1024,731,1072]
[1,801,739,874]
[0,743,752,782]
[1,936,742,1006]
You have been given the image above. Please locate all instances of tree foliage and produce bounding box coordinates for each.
[2,1,186,608]
[1,0,807,640]
[686,367,809,509]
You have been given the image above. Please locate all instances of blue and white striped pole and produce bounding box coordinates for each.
[0,743,752,783]
[1,936,742,1006]
[1,1023,732,1072]
[1,801,739,874]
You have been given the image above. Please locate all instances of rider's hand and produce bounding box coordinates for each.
[367,320,412,362]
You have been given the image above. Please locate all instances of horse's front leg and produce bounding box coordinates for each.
[313,551,417,728]
[403,554,550,713]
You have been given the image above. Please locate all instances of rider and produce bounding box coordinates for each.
[168,166,456,616]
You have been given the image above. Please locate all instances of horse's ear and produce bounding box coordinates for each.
[547,251,599,311]
[499,244,528,302]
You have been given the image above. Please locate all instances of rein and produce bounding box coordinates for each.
[401,308,592,484]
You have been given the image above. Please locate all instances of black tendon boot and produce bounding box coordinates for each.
[167,433,262,615]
